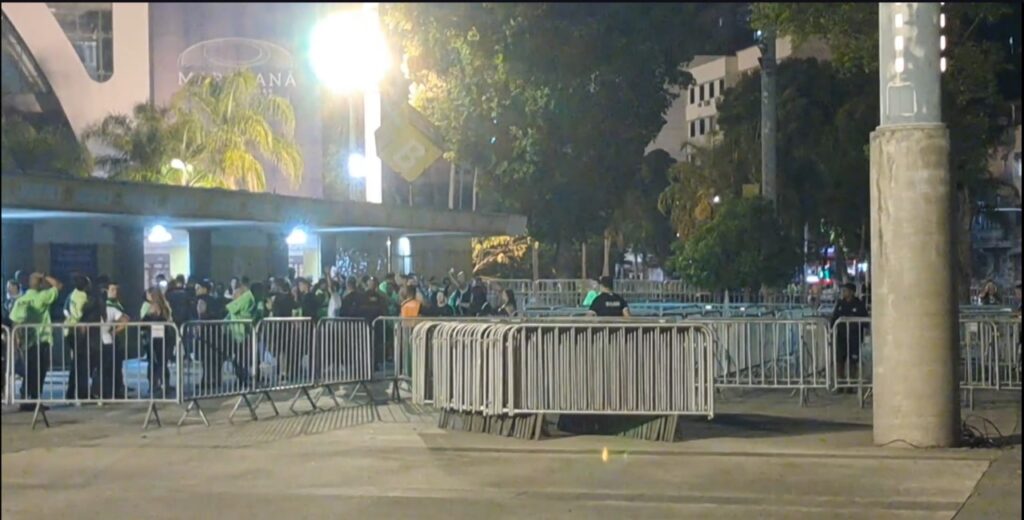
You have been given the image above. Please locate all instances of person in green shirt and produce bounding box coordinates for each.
[216,281,256,389]
[581,279,600,308]
[9,272,63,408]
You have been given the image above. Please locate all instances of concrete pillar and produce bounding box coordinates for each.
[319,233,337,274]
[872,3,958,448]
[111,225,145,318]
[188,229,212,280]
[1,222,34,282]
[266,232,289,279]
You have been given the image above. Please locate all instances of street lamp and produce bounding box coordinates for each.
[310,4,390,204]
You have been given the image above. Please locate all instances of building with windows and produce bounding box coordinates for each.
[647,36,830,162]
[1,3,525,313]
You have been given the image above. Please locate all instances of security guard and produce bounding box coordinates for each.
[587,276,632,318]
[831,282,868,388]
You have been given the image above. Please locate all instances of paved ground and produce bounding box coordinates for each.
[1,388,1019,519]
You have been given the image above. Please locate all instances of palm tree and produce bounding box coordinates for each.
[173,71,303,191]
[86,70,302,191]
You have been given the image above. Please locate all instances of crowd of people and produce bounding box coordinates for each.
[0,267,531,408]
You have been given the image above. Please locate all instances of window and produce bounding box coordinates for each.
[689,87,695,104]
[689,120,696,138]
[719,79,725,94]
[47,3,114,81]
[699,83,705,101]
[708,81,715,99]
[699,118,706,135]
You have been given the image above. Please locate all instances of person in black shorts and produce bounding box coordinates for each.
[587,276,631,318]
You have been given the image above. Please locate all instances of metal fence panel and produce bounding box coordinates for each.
[316,318,372,386]
[2,324,10,406]
[252,318,315,392]
[707,318,830,397]
[178,320,254,401]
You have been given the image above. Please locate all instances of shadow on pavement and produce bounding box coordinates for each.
[676,413,869,441]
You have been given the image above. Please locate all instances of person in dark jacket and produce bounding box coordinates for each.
[831,282,869,387]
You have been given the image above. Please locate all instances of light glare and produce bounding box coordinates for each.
[310,9,391,94]
[894,36,904,51]
[894,57,905,73]
[147,225,172,244]
[286,227,308,246]
[894,13,904,28]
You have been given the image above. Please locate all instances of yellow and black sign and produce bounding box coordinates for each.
[375,103,445,183]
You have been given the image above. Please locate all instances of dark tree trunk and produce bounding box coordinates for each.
[954,187,973,304]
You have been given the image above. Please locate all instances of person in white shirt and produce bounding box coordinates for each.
[98,282,130,399]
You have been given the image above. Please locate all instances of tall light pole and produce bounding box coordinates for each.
[310,3,390,204]
[871,3,958,447]
[758,28,778,206]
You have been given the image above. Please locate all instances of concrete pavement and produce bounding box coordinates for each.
[2,390,1019,519]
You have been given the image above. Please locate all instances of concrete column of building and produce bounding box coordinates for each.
[188,229,213,280]
[266,232,289,279]
[1,222,35,282]
[111,225,145,317]
[871,3,958,448]
[319,233,337,274]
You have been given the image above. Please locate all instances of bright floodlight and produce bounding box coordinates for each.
[170,158,186,171]
[310,8,391,94]
[148,225,172,244]
[348,153,367,178]
[286,227,308,246]
[712,195,722,204]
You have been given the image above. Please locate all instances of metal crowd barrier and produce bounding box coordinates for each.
[2,324,10,405]
[831,317,872,407]
[5,317,376,430]
[410,319,715,441]
[485,279,534,307]
[706,317,831,405]
[9,322,179,429]
[177,320,255,426]
[372,316,503,401]
[532,279,593,308]
[832,315,1022,409]
[316,317,373,403]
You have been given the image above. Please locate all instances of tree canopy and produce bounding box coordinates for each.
[384,4,735,250]
[670,198,800,291]
[661,57,875,268]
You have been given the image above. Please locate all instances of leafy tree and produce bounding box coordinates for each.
[659,142,747,242]
[384,4,728,273]
[751,2,1021,297]
[1,88,91,176]
[661,57,875,278]
[670,198,801,291]
[87,70,303,191]
[607,150,677,262]
[1,114,92,177]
